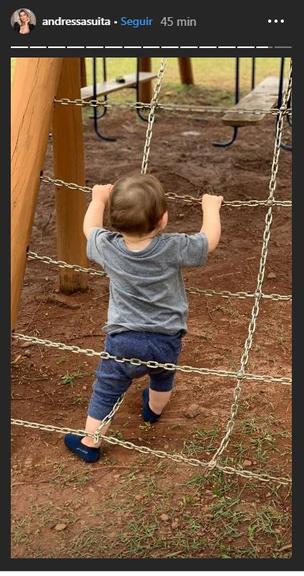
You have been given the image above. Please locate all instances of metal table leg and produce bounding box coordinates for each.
[213,57,240,147]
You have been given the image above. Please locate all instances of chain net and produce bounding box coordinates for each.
[12,59,292,486]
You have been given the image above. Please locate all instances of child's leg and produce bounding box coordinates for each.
[143,332,182,423]
[64,347,132,461]
[142,386,173,423]
[148,388,172,414]
[81,415,111,448]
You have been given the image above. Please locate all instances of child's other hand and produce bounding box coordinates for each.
[92,184,113,204]
[202,193,223,211]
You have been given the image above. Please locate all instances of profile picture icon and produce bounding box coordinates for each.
[11,8,36,34]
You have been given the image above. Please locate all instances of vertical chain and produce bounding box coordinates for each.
[208,61,292,468]
[93,393,126,443]
[141,59,167,175]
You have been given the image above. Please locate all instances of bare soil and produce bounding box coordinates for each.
[11,88,292,559]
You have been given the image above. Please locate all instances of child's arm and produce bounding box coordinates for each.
[83,184,113,239]
[200,193,223,253]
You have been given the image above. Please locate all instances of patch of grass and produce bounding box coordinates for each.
[71,394,86,406]
[247,505,287,550]
[60,369,91,386]
[185,473,208,489]
[50,462,90,486]
[11,516,32,544]
[250,432,278,462]
[70,526,110,557]
[109,429,125,441]
[241,417,260,435]
[183,428,218,458]
[207,468,241,498]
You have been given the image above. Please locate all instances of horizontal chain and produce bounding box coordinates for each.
[12,333,291,386]
[27,251,292,303]
[27,251,107,278]
[166,192,291,208]
[53,97,292,118]
[10,417,290,486]
[186,286,291,301]
[41,175,92,194]
[40,175,291,209]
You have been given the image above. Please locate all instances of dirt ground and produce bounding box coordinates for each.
[11,87,292,559]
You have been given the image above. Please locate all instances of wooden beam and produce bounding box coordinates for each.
[52,58,88,294]
[80,57,87,87]
[138,58,152,102]
[81,72,157,100]
[223,76,285,127]
[178,58,194,85]
[11,58,63,329]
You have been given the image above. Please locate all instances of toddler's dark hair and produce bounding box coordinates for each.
[109,174,167,235]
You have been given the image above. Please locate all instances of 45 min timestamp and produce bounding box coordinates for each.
[160,16,197,27]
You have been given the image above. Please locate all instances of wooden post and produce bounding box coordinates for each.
[138,57,152,102]
[178,58,194,85]
[52,58,88,294]
[80,57,87,87]
[11,58,63,329]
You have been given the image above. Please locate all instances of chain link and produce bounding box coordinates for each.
[53,96,292,118]
[165,193,291,208]
[186,286,291,302]
[10,417,290,486]
[27,250,291,303]
[12,333,291,386]
[141,59,167,175]
[27,251,107,277]
[40,175,92,194]
[40,175,291,209]
[208,61,292,468]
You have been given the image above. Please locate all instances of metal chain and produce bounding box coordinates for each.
[12,333,291,386]
[208,61,293,469]
[186,286,291,302]
[165,193,291,208]
[40,175,92,194]
[27,251,107,278]
[27,250,291,303]
[141,59,167,175]
[53,96,292,118]
[10,417,290,486]
[40,175,291,209]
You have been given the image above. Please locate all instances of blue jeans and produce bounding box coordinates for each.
[88,330,183,421]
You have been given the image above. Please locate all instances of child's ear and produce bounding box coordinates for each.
[160,211,168,229]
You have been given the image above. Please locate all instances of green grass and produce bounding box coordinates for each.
[84,57,289,91]
[12,460,291,559]
[11,57,290,96]
[183,427,219,458]
[59,368,91,386]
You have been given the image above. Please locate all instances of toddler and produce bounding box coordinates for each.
[64,174,223,462]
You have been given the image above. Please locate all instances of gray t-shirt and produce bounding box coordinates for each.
[87,228,209,335]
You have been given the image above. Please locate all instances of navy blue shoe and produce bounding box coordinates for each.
[64,434,101,463]
[142,388,161,423]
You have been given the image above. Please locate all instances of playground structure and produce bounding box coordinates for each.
[11,57,292,487]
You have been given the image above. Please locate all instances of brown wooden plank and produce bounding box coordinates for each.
[178,58,194,85]
[138,58,152,102]
[223,76,287,127]
[81,72,157,100]
[53,58,88,295]
[11,58,63,329]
